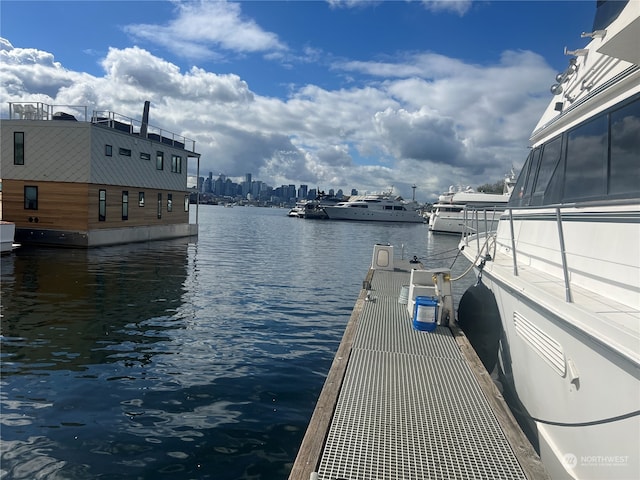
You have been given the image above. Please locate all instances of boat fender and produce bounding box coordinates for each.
[457,282,501,373]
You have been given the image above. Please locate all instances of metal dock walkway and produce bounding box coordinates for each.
[290,260,549,480]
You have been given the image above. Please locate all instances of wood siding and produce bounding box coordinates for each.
[2,180,90,231]
[3,180,189,231]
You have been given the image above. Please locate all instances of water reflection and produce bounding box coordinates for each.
[1,207,473,479]
[2,240,190,376]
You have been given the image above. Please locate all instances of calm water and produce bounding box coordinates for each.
[0,206,473,479]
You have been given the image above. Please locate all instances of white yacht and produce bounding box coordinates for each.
[0,221,16,254]
[429,173,515,235]
[458,1,639,478]
[323,191,424,223]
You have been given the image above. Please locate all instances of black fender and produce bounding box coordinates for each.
[457,282,502,373]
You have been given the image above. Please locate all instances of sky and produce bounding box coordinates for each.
[0,0,599,202]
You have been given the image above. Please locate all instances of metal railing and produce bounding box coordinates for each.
[7,102,197,153]
[9,102,88,121]
[92,110,197,152]
[462,206,573,303]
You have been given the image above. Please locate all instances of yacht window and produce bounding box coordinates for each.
[157,193,162,218]
[14,132,24,165]
[140,152,151,161]
[393,206,405,211]
[119,148,132,157]
[609,99,640,196]
[564,115,608,200]
[138,191,145,207]
[156,151,164,170]
[105,144,112,157]
[508,151,533,207]
[167,193,173,212]
[523,147,541,204]
[531,135,563,205]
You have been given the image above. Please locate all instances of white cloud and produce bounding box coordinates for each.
[123,0,287,60]
[420,0,473,16]
[0,29,554,201]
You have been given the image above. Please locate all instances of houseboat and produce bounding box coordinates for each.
[0,101,200,247]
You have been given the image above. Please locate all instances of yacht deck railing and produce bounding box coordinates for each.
[461,206,573,303]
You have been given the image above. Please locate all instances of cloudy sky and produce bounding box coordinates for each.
[1,0,597,201]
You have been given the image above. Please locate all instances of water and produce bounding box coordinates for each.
[0,206,473,479]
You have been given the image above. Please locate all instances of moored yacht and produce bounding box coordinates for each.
[429,172,515,235]
[323,191,424,223]
[0,221,17,254]
[458,1,639,478]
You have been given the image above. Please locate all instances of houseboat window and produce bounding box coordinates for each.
[156,152,164,170]
[138,192,145,207]
[14,132,25,165]
[24,186,38,210]
[167,193,173,212]
[140,152,151,161]
[184,195,189,212]
[171,155,182,173]
[157,193,162,219]
[122,191,129,220]
[119,148,132,157]
[564,115,608,200]
[105,145,112,157]
[609,98,640,196]
[99,189,106,221]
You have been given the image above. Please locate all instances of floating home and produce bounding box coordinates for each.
[1,101,200,247]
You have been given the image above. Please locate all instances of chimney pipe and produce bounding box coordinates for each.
[140,101,150,137]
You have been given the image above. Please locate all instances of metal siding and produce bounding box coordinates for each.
[0,121,92,182]
[90,126,188,190]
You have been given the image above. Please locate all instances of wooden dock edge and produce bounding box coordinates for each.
[288,268,374,480]
[451,324,551,479]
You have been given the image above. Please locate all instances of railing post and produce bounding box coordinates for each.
[556,208,572,302]
[509,208,518,276]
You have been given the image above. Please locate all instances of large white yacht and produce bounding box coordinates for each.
[429,172,515,235]
[458,1,639,478]
[323,191,424,223]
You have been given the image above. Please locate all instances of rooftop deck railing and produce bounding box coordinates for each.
[9,102,88,121]
[7,102,197,153]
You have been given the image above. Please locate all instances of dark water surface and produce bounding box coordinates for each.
[1,206,472,479]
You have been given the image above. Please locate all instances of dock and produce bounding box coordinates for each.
[289,258,549,480]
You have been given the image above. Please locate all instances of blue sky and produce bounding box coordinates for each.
[1,0,598,201]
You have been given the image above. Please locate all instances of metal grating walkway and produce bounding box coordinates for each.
[315,268,528,480]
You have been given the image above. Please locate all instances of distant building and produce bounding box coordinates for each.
[1,101,201,247]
